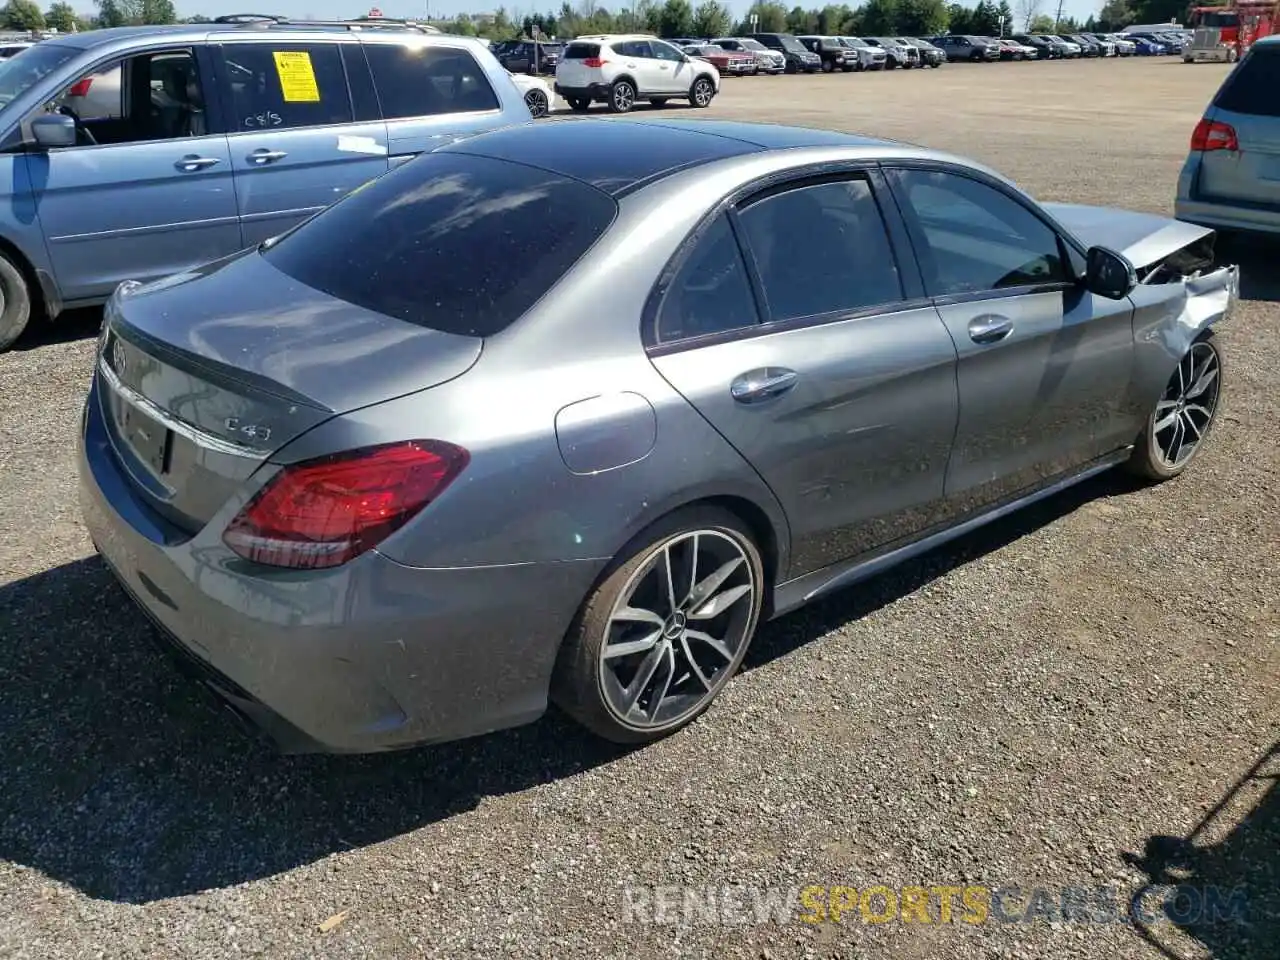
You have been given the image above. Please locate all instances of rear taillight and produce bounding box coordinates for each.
[582,56,607,67]
[68,77,93,97]
[223,440,468,570]
[1191,117,1239,152]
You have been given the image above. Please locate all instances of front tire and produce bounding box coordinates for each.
[608,79,636,113]
[690,75,715,108]
[552,507,765,744]
[0,253,33,353]
[1125,332,1223,481]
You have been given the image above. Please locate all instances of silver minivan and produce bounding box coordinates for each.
[1176,36,1280,235]
[0,19,532,351]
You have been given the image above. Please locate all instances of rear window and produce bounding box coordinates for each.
[564,42,601,59]
[1215,46,1280,117]
[261,153,617,337]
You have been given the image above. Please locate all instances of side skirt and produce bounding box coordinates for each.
[769,449,1132,618]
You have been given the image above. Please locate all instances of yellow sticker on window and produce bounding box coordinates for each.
[272,51,320,103]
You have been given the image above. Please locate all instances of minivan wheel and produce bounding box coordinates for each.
[524,88,549,118]
[567,97,590,112]
[608,79,636,113]
[690,76,715,107]
[552,506,764,744]
[0,253,33,352]
[1126,331,1223,481]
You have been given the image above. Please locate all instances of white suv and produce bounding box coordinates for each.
[555,34,720,113]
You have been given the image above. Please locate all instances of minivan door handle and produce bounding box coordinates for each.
[247,148,288,165]
[967,314,1014,344]
[731,367,798,403]
[175,154,220,172]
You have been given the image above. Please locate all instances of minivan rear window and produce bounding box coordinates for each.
[1214,46,1280,117]
[564,43,601,59]
[262,153,617,337]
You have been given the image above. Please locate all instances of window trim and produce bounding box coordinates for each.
[212,39,360,137]
[644,163,929,355]
[11,44,224,153]
[882,160,1087,306]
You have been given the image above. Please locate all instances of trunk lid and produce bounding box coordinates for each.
[97,248,482,532]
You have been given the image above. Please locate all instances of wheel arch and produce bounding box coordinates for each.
[610,73,639,93]
[0,234,53,322]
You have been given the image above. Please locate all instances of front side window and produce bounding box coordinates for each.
[737,177,904,322]
[364,44,499,119]
[888,168,1069,296]
[656,215,758,343]
[222,43,352,132]
[36,49,209,147]
[651,40,687,62]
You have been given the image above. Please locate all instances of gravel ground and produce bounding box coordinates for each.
[1,58,1277,960]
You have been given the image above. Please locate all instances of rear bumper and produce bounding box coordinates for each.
[1175,197,1280,236]
[78,380,604,753]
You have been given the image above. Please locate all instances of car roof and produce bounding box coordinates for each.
[439,119,894,198]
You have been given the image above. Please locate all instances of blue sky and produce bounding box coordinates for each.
[172,0,1104,28]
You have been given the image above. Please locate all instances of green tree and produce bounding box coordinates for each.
[140,0,174,24]
[734,1,787,32]
[970,0,1000,33]
[946,2,974,32]
[657,0,693,36]
[896,0,948,35]
[1,0,45,29]
[44,0,75,30]
[691,0,730,36]
[996,0,1013,32]
[1027,12,1054,30]
[784,4,817,32]
[859,0,898,33]
[1096,0,1134,28]
[94,0,125,26]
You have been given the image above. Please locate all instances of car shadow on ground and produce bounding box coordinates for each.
[11,307,102,350]
[1122,739,1279,960]
[0,469,1141,904]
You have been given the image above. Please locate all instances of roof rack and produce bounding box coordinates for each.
[212,14,442,33]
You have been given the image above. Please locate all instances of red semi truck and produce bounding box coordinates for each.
[1184,0,1280,62]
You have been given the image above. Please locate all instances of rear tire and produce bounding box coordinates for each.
[1125,331,1223,482]
[608,79,636,113]
[551,506,765,744]
[567,97,590,112]
[0,253,33,353]
[821,59,834,72]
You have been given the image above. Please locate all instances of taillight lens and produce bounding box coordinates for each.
[68,77,93,97]
[223,440,468,570]
[582,56,607,67]
[1191,118,1239,152]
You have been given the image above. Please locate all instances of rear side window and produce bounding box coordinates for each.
[1215,47,1280,117]
[564,43,601,59]
[656,215,759,343]
[364,44,499,119]
[262,153,617,337]
[221,43,352,131]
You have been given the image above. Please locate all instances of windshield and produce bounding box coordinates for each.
[740,38,767,50]
[846,37,871,48]
[0,42,76,110]
[1197,11,1238,26]
[779,35,807,53]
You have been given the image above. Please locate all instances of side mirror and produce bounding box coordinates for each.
[31,113,76,149]
[1085,245,1137,299]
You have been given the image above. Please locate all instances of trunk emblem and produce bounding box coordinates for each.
[225,418,272,442]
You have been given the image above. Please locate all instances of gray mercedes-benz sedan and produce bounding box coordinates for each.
[79,118,1238,753]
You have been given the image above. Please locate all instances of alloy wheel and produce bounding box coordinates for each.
[1153,341,1221,470]
[524,89,549,118]
[693,78,714,106]
[598,530,756,730]
[611,82,635,112]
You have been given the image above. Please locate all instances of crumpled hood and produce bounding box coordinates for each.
[1042,202,1216,270]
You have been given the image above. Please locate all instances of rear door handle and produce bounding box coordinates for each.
[967,314,1014,344]
[731,367,798,403]
[247,148,288,165]
[175,154,220,172]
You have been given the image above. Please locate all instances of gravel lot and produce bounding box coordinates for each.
[1,58,1277,960]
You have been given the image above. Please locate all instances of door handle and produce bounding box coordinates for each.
[659,64,669,69]
[731,367,798,403]
[967,314,1014,344]
[247,148,288,165]
[175,154,220,172]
